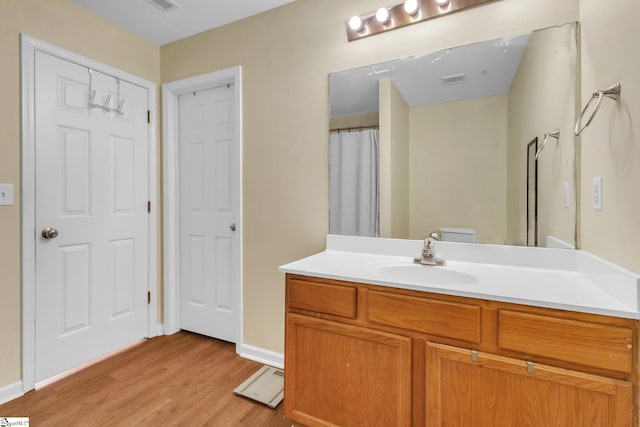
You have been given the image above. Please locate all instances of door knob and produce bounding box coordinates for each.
[41,227,59,239]
[229,223,236,231]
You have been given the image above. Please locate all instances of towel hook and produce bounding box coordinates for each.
[87,68,125,115]
[535,129,560,160]
[574,82,621,136]
[103,94,112,110]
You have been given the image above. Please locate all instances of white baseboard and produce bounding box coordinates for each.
[239,344,284,369]
[0,380,24,405]
[155,324,165,337]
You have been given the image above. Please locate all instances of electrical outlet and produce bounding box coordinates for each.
[593,176,603,211]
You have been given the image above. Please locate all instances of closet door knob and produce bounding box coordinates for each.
[41,227,59,239]
[229,223,236,231]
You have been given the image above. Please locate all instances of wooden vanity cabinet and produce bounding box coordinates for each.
[285,276,412,427]
[286,314,412,427]
[426,343,632,426]
[284,274,637,427]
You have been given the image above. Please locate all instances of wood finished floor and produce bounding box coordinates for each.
[0,332,291,426]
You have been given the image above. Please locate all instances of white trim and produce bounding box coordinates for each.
[0,381,24,406]
[155,323,165,337]
[145,67,160,342]
[239,344,284,370]
[20,34,159,392]
[162,68,244,349]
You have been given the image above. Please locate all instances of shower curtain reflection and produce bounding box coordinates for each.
[329,128,379,236]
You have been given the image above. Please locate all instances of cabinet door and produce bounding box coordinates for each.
[426,343,632,427]
[285,314,412,427]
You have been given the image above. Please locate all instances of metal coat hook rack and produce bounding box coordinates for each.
[574,82,621,136]
[535,129,560,160]
[88,69,124,115]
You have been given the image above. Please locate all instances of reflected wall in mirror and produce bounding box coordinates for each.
[329,22,578,249]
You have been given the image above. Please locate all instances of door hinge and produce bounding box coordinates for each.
[147,110,151,124]
[147,200,151,213]
[147,291,151,304]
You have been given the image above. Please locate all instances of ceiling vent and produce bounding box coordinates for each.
[144,0,180,12]
[441,73,467,86]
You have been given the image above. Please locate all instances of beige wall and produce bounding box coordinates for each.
[1,0,592,393]
[161,0,578,354]
[409,95,508,243]
[507,23,577,247]
[580,0,640,273]
[0,0,160,389]
[379,79,410,238]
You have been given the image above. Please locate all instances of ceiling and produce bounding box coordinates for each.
[72,0,296,45]
[330,32,531,118]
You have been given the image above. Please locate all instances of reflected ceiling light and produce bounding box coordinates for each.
[404,0,419,15]
[348,15,365,32]
[436,0,450,6]
[376,7,391,24]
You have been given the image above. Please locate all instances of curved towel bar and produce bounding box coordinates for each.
[574,82,621,136]
[535,129,560,160]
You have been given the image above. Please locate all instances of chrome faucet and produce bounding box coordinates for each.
[414,237,446,266]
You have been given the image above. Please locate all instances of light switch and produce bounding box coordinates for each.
[562,182,569,208]
[593,176,603,211]
[0,183,14,206]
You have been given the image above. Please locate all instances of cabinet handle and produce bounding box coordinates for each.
[526,360,535,374]
[471,349,478,362]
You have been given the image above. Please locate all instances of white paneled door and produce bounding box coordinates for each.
[178,87,238,343]
[34,51,149,382]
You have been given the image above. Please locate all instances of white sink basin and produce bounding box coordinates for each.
[376,264,478,286]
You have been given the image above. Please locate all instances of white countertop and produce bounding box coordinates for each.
[279,235,640,320]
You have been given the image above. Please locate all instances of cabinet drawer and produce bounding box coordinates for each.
[367,291,481,343]
[498,310,633,374]
[288,278,357,318]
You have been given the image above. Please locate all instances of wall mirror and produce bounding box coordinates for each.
[329,22,578,249]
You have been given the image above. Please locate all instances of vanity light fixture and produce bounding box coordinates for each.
[376,7,391,24]
[348,15,365,32]
[403,0,420,16]
[346,0,502,42]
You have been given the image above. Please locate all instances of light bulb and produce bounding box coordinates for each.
[375,7,390,24]
[404,0,419,15]
[348,15,364,32]
[436,0,450,6]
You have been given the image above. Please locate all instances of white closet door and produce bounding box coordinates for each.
[178,86,238,343]
[34,51,149,382]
